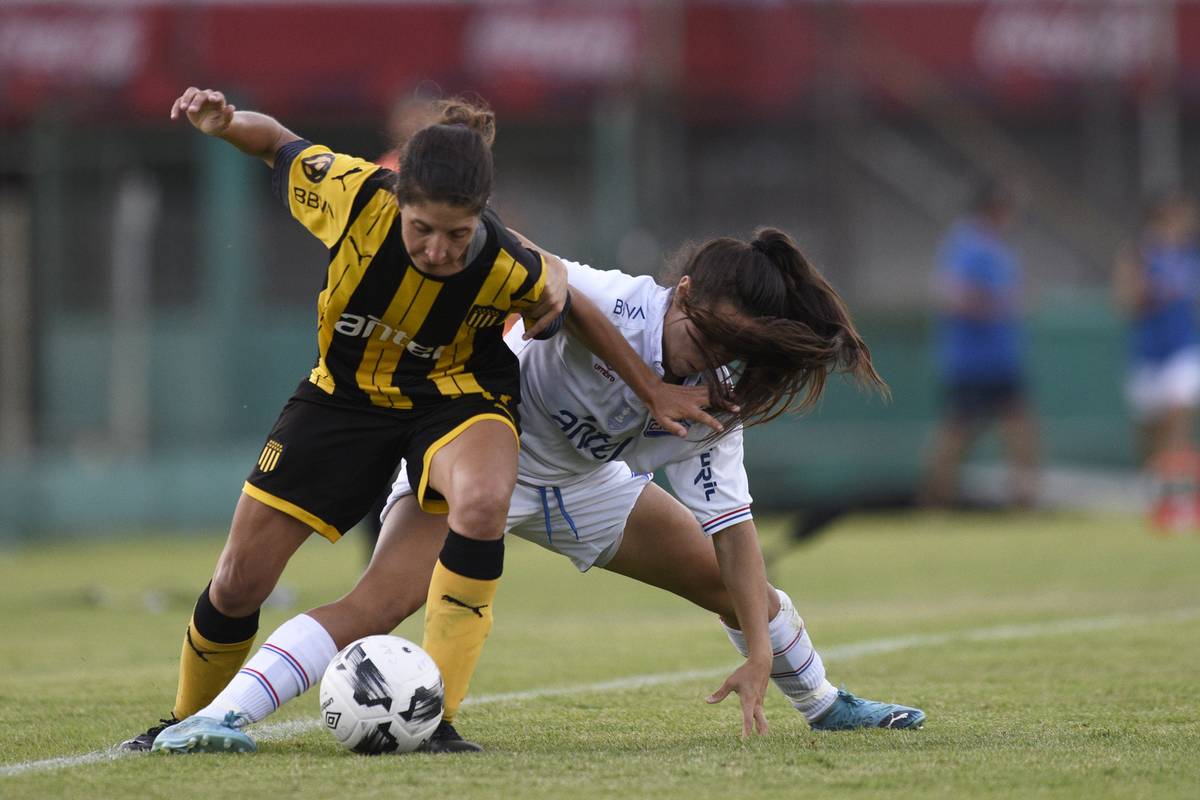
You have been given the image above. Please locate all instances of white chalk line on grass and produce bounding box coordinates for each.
[4,606,1198,778]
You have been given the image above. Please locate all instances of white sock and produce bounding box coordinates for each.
[196,613,337,725]
[722,588,838,721]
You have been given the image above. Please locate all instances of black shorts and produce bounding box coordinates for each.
[944,377,1025,423]
[244,381,519,541]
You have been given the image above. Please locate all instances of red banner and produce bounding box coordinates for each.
[1,1,1197,127]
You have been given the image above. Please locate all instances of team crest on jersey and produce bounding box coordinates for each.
[301,153,334,183]
[464,304,506,329]
[258,440,284,472]
[607,403,637,429]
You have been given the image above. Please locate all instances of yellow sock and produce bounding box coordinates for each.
[422,562,499,723]
[173,617,256,719]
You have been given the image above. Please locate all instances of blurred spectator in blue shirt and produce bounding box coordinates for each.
[1113,191,1200,465]
[921,182,1038,508]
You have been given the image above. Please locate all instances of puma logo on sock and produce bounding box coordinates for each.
[441,594,488,618]
[185,628,219,662]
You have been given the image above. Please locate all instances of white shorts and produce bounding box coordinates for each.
[382,461,653,572]
[1127,346,1200,421]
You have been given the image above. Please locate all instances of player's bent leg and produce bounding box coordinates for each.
[155,499,453,754]
[719,588,839,721]
[602,483,767,618]
[603,486,835,717]
[607,484,924,728]
[420,420,517,753]
[308,495,447,647]
[120,495,312,752]
[176,495,312,717]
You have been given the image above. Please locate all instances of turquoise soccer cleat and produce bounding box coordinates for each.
[150,711,257,754]
[809,688,926,731]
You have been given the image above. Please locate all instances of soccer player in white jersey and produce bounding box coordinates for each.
[159,228,924,754]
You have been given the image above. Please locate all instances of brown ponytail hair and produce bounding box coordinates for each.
[394,97,496,214]
[668,227,887,431]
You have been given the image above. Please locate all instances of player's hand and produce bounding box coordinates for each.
[706,659,769,739]
[643,382,737,437]
[523,252,569,340]
[170,87,236,136]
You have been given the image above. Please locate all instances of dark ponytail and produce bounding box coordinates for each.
[394,97,496,214]
[669,227,887,431]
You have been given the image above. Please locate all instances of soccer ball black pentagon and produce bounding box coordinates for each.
[319,635,444,754]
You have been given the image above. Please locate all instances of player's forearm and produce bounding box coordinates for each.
[216,111,300,167]
[565,290,662,403]
[712,522,772,666]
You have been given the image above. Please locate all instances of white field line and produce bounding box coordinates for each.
[3,607,1198,778]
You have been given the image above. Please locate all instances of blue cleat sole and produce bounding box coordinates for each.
[149,712,257,754]
[151,731,256,754]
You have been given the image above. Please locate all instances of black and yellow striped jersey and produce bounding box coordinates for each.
[271,139,548,410]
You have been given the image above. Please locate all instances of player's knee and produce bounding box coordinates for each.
[448,482,510,538]
[448,494,508,537]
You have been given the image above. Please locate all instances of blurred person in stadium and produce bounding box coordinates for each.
[1113,191,1200,530]
[1113,191,1200,461]
[171,228,925,753]
[124,87,715,754]
[920,181,1039,508]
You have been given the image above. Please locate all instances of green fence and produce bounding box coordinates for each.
[0,293,1134,540]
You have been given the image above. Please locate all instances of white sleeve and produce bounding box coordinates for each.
[562,259,650,323]
[562,258,608,295]
[505,259,619,349]
[662,427,754,536]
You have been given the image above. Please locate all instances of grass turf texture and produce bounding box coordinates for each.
[1,511,1198,799]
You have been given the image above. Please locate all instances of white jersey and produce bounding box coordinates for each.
[512,260,753,536]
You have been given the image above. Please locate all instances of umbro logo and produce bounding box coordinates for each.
[442,594,488,618]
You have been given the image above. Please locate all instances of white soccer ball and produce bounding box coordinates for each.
[319,635,444,754]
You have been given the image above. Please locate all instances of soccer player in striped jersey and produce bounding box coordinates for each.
[124,87,717,754]
[187,228,925,751]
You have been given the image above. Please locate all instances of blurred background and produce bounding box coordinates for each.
[1,0,1196,539]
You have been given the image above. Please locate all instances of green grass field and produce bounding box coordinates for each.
[2,511,1198,799]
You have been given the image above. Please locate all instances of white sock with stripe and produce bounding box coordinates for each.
[195,613,337,725]
[722,588,838,721]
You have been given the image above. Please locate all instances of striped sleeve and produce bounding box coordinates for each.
[271,140,384,248]
[662,427,754,537]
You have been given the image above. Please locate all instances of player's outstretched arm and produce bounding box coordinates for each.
[705,520,770,738]
[169,87,300,167]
